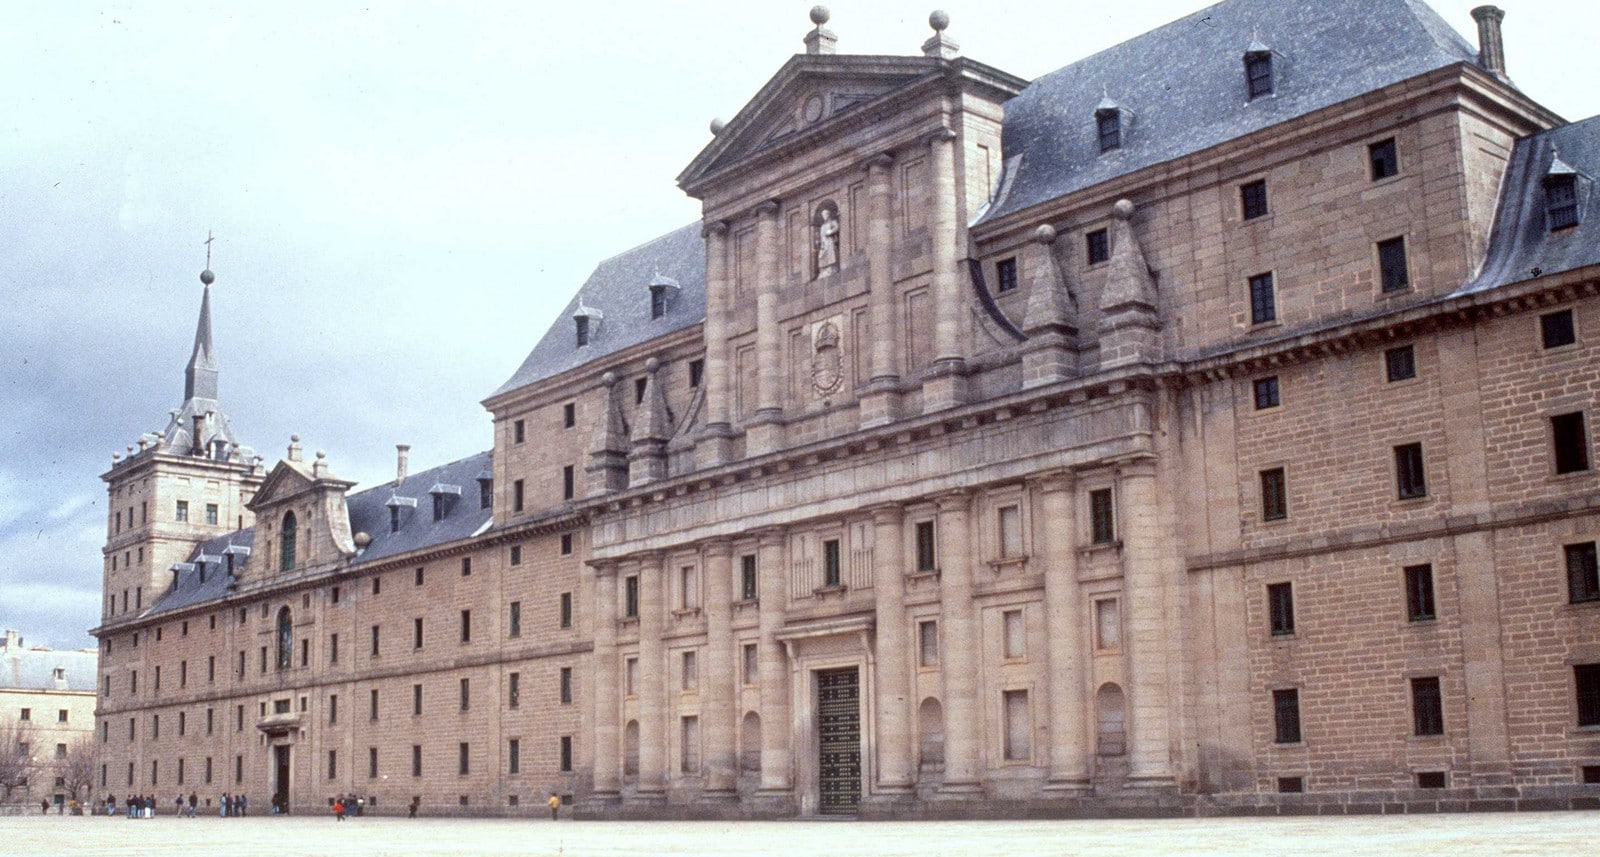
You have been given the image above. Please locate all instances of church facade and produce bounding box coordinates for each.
[93,0,1600,817]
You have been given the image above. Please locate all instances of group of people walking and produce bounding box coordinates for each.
[96,792,246,817]
[329,794,364,820]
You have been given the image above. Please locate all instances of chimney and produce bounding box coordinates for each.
[1472,6,1507,79]
[3,629,17,650]
[191,413,207,455]
[395,444,411,486]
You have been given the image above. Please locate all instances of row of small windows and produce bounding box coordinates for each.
[15,708,70,722]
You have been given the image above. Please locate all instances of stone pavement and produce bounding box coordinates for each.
[0,812,1592,856]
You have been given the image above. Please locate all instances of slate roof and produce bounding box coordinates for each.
[148,450,493,617]
[982,0,1483,223]
[0,638,97,693]
[491,222,706,399]
[1461,115,1600,294]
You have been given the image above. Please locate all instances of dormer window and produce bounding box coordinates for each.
[1546,170,1580,231]
[1095,99,1122,153]
[649,273,681,320]
[1245,49,1274,99]
[386,495,418,533]
[573,297,603,347]
[428,483,462,522]
[476,471,493,511]
[575,315,591,347]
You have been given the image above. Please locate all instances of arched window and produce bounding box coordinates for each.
[276,606,293,670]
[279,511,297,573]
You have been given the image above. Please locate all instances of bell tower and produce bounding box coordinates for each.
[99,253,264,623]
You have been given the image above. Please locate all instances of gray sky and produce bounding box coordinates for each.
[1,1,1593,650]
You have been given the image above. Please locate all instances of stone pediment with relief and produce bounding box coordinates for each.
[679,56,941,190]
[246,460,317,511]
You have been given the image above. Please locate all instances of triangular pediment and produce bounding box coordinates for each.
[679,54,942,192]
[246,460,317,511]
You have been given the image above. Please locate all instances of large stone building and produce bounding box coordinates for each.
[2,630,97,811]
[92,0,1600,817]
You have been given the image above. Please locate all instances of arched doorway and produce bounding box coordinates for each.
[1095,683,1126,757]
[917,697,945,778]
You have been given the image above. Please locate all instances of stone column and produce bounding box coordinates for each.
[859,153,901,428]
[702,539,738,798]
[700,221,735,464]
[935,490,982,793]
[1118,458,1175,787]
[748,201,786,456]
[755,528,792,794]
[591,562,621,802]
[1035,472,1090,792]
[635,553,667,799]
[870,505,914,795]
[923,128,967,412]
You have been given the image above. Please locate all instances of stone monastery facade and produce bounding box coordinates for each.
[94,0,1600,817]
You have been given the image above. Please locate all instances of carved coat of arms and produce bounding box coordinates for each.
[811,320,844,397]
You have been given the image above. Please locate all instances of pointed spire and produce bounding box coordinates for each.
[1020,224,1080,388]
[586,372,630,495]
[185,269,219,403]
[629,357,672,486]
[1099,200,1159,315]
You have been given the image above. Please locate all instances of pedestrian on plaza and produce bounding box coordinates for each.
[221,792,230,817]
[188,792,198,818]
[548,792,560,821]
[333,798,346,821]
[106,795,116,816]
[408,796,419,818]
[355,796,365,816]
[40,797,50,814]
[239,794,248,816]
[175,794,184,816]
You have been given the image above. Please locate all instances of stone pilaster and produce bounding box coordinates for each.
[1035,472,1091,792]
[869,505,915,796]
[700,221,735,465]
[701,539,738,798]
[934,490,982,793]
[755,528,792,795]
[591,562,621,802]
[748,201,786,456]
[1117,458,1175,788]
[923,128,968,412]
[859,153,902,428]
[635,553,667,799]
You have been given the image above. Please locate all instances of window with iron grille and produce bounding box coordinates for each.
[1273,688,1301,743]
[1576,664,1600,727]
[1404,563,1436,622]
[1567,542,1599,604]
[1240,180,1269,220]
[1249,272,1276,324]
[1385,345,1416,382]
[1245,51,1273,99]
[1542,309,1577,349]
[1096,109,1121,152]
[915,521,937,572]
[1253,376,1280,410]
[1260,468,1287,521]
[822,539,842,587]
[1546,174,1579,231]
[1411,676,1443,736]
[1268,582,1295,636]
[995,257,1018,293]
[1090,488,1116,544]
[1085,229,1109,265]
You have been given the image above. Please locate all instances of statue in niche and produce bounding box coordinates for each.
[811,320,844,397]
[814,205,840,279]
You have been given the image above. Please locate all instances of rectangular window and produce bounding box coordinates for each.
[563,402,576,428]
[508,672,520,709]
[508,738,520,775]
[681,716,701,773]
[681,652,696,692]
[461,557,471,577]
[624,576,639,618]
[176,500,188,522]
[205,757,213,784]
[1385,345,1416,382]
[369,747,378,779]
[329,634,339,664]
[1577,664,1600,727]
[741,554,758,601]
[1548,175,1580,231]
[680,566,698,610]
[1089,488,1115,544]
[995,257,1018,293]
[1553,412,1591,474]
[1253,376,1280,410]
[822,538,842,587]
[1412,676,1444,736]
[1240,179,1269,220]
[563,465,575,500]
[559,592,573,629]
[372,577,381,595]
[561,533,574,555]
[1095,598,1121,651]
[1369,138,1398,180]
[1568,542,1600,604]
[1378,236,1409,293]
[914,520,937,572]
[561,666,574,704]
[1248,272,1276,324]
[743,643,759,684]
[1405,564,1436,622]
[560,736,573,773]
[513,419,525,444]
[412,745,422,777]
[1395,443,1427,499]
[997,504,1022,558]
[1417,771,1447,789]
[634,377,648,404]
[1002,690,1031,761]
[510,544,522,566]
[460,677,470,710]
[1096,109,1121,152]
[1002,609,1025,660]
[1278,776,1304,793]
[689,359,704,388]
[1085,228,1109,265]
[206,708,214,735]
[328,693,339,724]
[1245,51,1273,98]
[1273,688,1301,743]
[1260,468,1288,521]
[508,601,521,638]
[414,566,425,586]
[412,683,423,716]
[371,624,381,657]
[327,750,337,780]
[414,617,424,650]
[460,610,472,644]
[512,479,524,512]
[626,658,638,696]
[918,620,939,667]
[205,503,218,525]
[1268,582,1295,636]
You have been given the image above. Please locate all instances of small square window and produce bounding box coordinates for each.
[1278,776,1304,793]
[1395,443,1427,499]
[1385,345,1416,382]
[1405,563,1436,622]
[1248,272,1276,325]
[1378,237,1409,293]
[1541,309,1577,349]
[995,257,1018,293]
[1240,180,1269,220]
[1552,412,1591,474]
[1369,138,1398,180]
[1253,376,1280,410]
[1085,229,1109,265]
[1416,771,1447,789]
[1583,765,1600,784]
[1260,468,1288,521]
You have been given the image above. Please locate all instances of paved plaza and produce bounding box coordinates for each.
[0,812,1593,856]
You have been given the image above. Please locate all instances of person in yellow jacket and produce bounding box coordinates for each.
[547,793,560,821]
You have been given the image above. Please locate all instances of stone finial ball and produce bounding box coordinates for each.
[316,450,327,460]
[200,268,215,285]
[354,532,372,548]
[1032,224,1057,244]
[645,356,661,373]
[929,10,949,31]
[1113,198,1136,220]
[810,5,830,25]
[709,118,727,135]
[291,433,301,442]
[601,371,617,387]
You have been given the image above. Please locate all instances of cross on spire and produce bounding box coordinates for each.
[204,230,216,269]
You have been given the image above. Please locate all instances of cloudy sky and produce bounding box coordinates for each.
[1,1,1593,650]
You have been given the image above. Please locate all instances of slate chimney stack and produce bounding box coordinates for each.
[1472,6,1507,79]
[396,444,411,486]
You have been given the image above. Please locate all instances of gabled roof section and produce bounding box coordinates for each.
[678,53,945,192]
[1461,115,1600,295]
[490,223,705,400]
[982,0,1484,223]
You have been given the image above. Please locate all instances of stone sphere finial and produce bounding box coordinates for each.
[929,10,950,32]
[601,371,617,387]
[200,269,215,286]
[645,356,661,373]
[1113,199,1136,221]
[810,6,830,26]
[1032,224,1057,245]
[290,433,301,443]
[709,118,727,135]
[316,450,326,460]
[354,532,372,548]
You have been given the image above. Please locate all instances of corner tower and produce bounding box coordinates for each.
[99,259,264,625]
